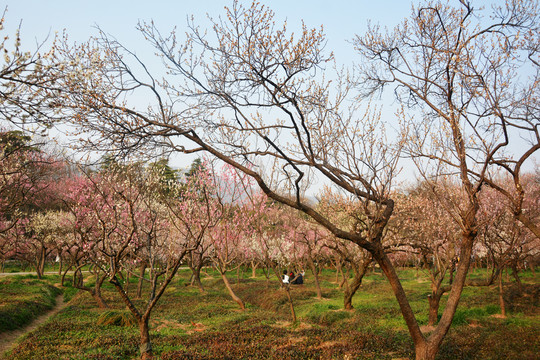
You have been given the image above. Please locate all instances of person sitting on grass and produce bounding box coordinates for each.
[293,270,304,285]
[282,270,289,284]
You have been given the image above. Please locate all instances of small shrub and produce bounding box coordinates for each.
[485,304,499,315]
[96,310,137,327]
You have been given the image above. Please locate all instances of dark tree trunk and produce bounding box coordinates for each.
[427,285,451,326]
[191,265,205,292]
[283,284,297,322]
[72,266,109,308]
[35,246,47,279]
[73,266,83,287]
[334,261,341,283]
[92,288,109,309]
[499,273,506,318]
[511,265,522,294]
[139,317,153,360]
[427,292,442,326]
[414,342,439,360]
[307,256,322,299]
[221,272,245,310]
[61,264,72,286]
[343,276,361,310]
[137,262,147,298]
[339,266,349,290]
[251,260,257,278]
[343,261,370,310]
[428,294,440,326]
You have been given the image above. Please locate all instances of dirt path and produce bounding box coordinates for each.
[0,294,65,359]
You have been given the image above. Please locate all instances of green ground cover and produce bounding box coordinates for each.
[1,268,538,359]
[0,275,63,332]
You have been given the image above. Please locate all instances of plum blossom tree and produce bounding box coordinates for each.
[158,160,223,297]
[290,220,329,300]
[476,183,538,310]
[245,195,287,285]
[173,160,218,293]
[26,210,70,279]
[317,189,375,309]
[0,130,68,277]
[205,163,260,311]
[393,182,461,326]
[354,1,539,357]
[0,11,68,129]
[0,131,56,234]
[41,1,537,359]
[63,163,195,360]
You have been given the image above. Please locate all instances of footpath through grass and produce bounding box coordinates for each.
[1,268,539,359]
[0,275,64,333]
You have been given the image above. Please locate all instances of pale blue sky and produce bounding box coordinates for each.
[2,1,411,66]
[3,1,536,183]
[2,1,413,172]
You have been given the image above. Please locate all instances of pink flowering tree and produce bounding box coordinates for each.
[205,163,257,311]
[246,195,288,285]
[64,163,193,360]
[476,183,539,315]
[278,208,333,299]
[393,183,461,326]
[168,160,221,294]
[317,188,375,310]
[0,130,68,277]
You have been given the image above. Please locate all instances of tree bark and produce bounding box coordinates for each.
[89,278,109,308]
[343,262,369,310]
[307,256,322,299]
[139,317,153,360]
[373,247,427,355]
[61,264,72,286]
[284,285,297,322]
[136,262,147,298]
[516,212,540,240]
[427,292,442,327]
[339,266,348,290]
[220,272,245,310]
[35,245,47,279]
[343,275,361,310]
[499,273,506,318]
[191,265,205,292]
[511,265,523,294]
[414,341,439,360]
[92,288,109,309]
[427,284,451,326]
[419,232,476,360]
[251,260,257,278]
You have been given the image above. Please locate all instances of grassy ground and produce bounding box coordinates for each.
[1,268,538,359]
[0,275,63,333]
